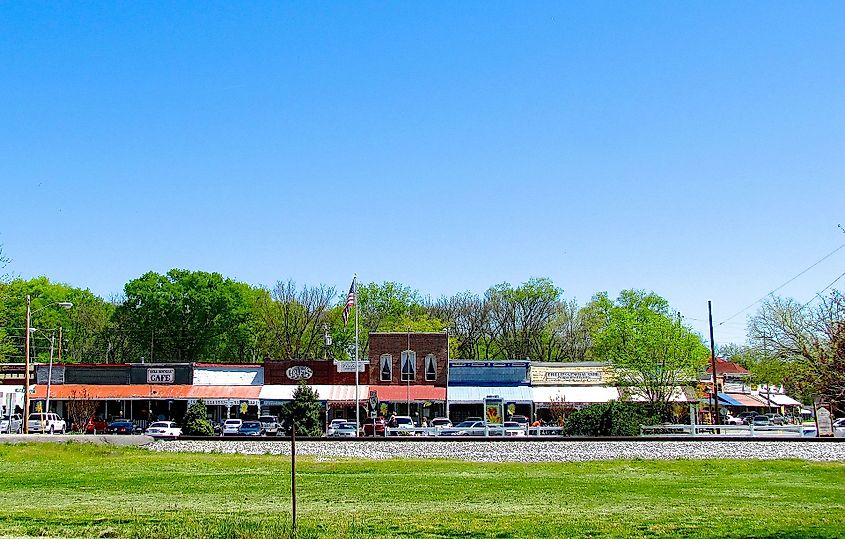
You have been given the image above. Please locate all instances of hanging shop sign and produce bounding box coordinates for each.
[147,368,175,384]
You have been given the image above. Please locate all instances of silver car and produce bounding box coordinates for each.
[1,414,23,434]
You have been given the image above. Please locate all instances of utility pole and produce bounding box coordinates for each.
[708,301,720,426]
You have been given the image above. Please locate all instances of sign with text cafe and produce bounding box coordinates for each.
[530,363,614,386]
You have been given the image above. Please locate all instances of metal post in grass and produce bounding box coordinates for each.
[291,422,297,537]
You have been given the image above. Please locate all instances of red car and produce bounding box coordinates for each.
[85,417,108,434]
[362,417,386,436]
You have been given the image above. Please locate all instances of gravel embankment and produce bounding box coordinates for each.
[148,439,845,462]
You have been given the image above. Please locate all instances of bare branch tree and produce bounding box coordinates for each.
[749,290,845,412]
[259,280,336,360]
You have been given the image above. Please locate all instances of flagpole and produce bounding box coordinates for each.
[354,274,360,436]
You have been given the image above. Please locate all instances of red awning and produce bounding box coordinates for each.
[31,384,260,400]
[374,385,445,402]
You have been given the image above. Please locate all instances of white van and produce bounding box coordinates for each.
[27,413,67,434]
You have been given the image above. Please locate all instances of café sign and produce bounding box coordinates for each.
[286,366,313,381]
[147,368,175,384]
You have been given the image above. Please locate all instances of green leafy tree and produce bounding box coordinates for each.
[117,269,260,363]
[281,382,323,436]
[589,290,709,419]
[182,400,214,436]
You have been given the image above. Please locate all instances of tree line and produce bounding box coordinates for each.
[1,268,841,413]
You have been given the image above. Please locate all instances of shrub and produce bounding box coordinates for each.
[561,402,659,437]
[182,400,215,436]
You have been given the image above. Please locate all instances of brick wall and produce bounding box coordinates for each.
[367,332,448,386]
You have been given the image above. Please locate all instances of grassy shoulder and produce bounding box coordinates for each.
[0,443,843,538]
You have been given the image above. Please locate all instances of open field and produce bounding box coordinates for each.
[0,443,843,538]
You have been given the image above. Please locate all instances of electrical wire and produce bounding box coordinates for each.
[719,241,845,325]
[799,269,845,310]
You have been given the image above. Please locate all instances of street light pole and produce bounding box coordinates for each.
[23,296,31,433]
[22,299,73,433]
[444,327,450,420]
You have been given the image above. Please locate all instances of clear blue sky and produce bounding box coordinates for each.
[2,3,843,346]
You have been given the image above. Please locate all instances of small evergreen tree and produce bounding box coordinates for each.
[281,381,323,436]
[182,400,214,436]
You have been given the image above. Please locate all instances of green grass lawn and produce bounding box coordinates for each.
[0,443,843,538]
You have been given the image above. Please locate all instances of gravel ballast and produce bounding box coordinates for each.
[148,439,845,462]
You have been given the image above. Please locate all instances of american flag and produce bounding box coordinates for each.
[342,277,356,327]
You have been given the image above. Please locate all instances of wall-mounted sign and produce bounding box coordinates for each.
[531,365,612,386]
[334,360,368,373]
[147,368,175,384]
[286,366,314,380]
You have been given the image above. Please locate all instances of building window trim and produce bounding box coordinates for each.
[425,354,437,381]
[380,354,393,382]
[400,350,416,382]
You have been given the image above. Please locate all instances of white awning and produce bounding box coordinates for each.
[759,393,802,407]
[193,367,264,386]
[533,386,619,404]
[627,386,694,403]
[447,386,533,404]
[259,385,368,402]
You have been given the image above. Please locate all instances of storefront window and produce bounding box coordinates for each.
[400,350,416,382]
[380,354,393,382]
[425,354,437,381]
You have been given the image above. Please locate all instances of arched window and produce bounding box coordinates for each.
[400,350,416,382]
[425,354,437,381]
[380,354,393,382]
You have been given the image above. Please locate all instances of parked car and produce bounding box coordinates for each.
[84,417,109,434]
[327,419,349,437]
[238,420,263,436]
[752,415,770,426]
[387,416,416,436]
[258,415,281,436]
[329,422,359,437]
[0,414,23,434]
[765,413,785,426]
[429,417,452,429]
[108,420,137,434]
[724,414,744,425]
[363,417,386,436]
[438,420,486,436]
[145,421,181,438]
[737,412,756,425]
[27,413,66,434]
[508,415,529,427]
[464,417,483,423]
[222,419,243,436]
[503,421,527,436]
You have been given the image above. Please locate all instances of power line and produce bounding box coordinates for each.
[720,241,845,325]
[800,269,845,310]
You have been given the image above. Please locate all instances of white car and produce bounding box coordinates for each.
[326,419,348,437]
[329,422,359,438]
[145,421,181,438]
[221,419,243,436]
[27,413,66,434]
[1,414,23,434]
